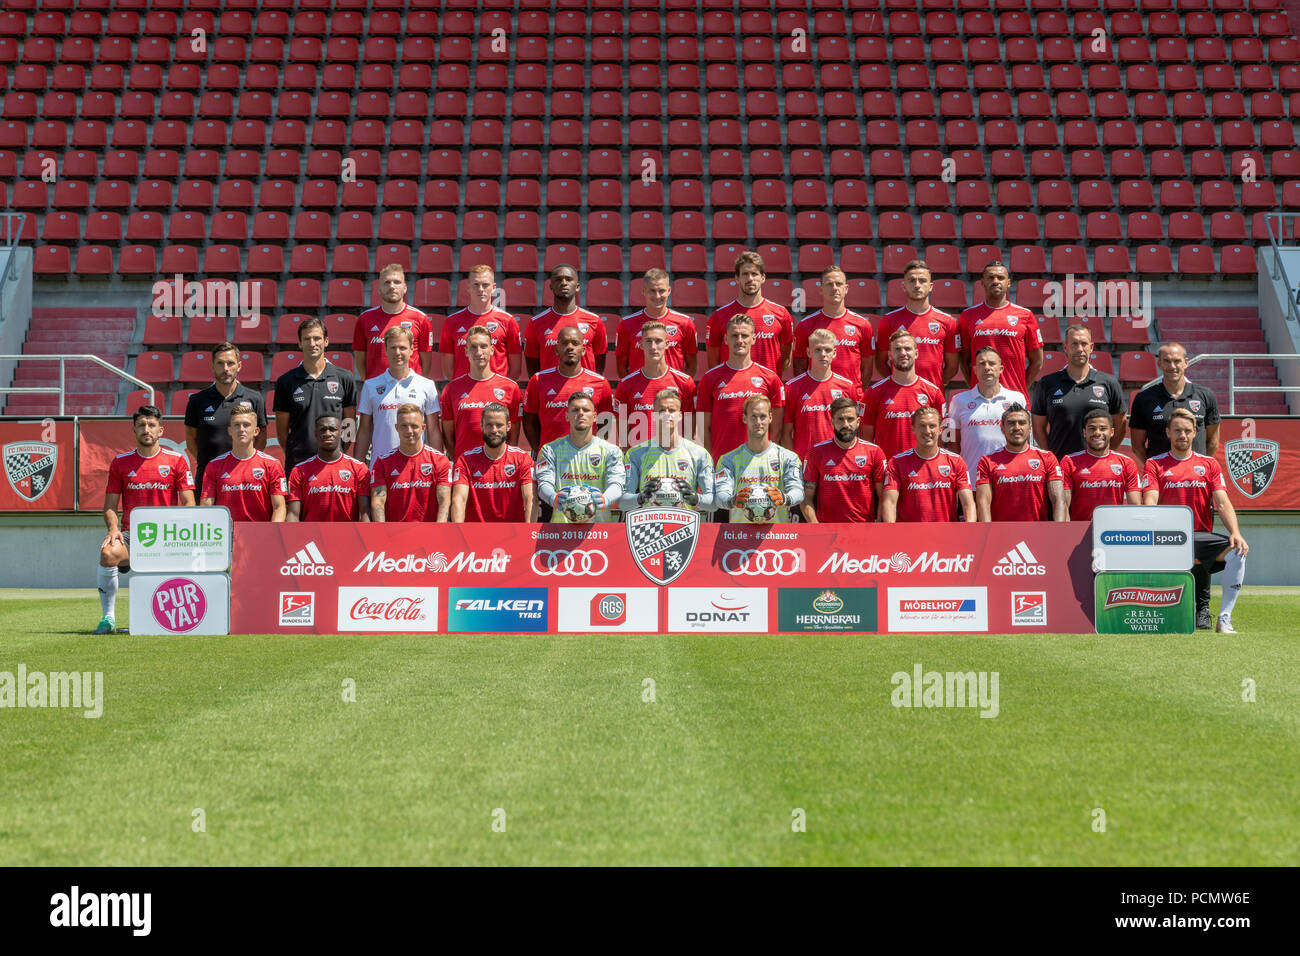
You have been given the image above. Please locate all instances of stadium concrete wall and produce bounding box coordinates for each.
[2,512,1298,590]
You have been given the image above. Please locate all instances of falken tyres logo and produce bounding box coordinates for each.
[1225,438,1279,499]
[626,507,700,585]
[3,441,57,502]
[1103,586,1185,609]
[1098,530,1188,547]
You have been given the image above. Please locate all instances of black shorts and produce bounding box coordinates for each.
[1193,530,1229,574]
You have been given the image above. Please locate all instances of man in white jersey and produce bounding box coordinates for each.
[355,325,443,465]
[945,345,1027,485]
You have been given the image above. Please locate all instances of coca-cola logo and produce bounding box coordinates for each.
[350,596,426,622]
[335,587,440,632]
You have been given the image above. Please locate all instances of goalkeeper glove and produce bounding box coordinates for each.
[765,484,785,507]
[672,477,699,506]
[733,485,750,508]
[583,485,607,509]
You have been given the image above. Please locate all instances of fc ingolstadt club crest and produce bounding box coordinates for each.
[3,441,57,502]
[626,506,700,585]
[1225,438,1279,499]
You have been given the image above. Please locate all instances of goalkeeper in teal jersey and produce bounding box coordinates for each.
[535,393,626,522]
[713,394,805,522]
[620,387,716,513]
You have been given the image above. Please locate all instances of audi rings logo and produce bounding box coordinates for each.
[531,550,610,576]
[722,549,804,575]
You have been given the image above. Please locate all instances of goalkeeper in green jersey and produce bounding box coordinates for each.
[713,394,805,523]
[621,387,716,513]
[535,393,626,523]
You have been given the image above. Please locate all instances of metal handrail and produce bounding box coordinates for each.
[1264,212,1300,329]
[1143,353,1300,415]
[0,212,25,325]
[0,354,153,416]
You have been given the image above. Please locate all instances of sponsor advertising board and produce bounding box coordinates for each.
[1094,572,1195,634]
[0,420,75,509]
[127,506,232,573]
[1091,505,1193,572]
[336,587,439,632]
[129,573,230,636]
[1213,416,1300,509]
[235,523,1098,633]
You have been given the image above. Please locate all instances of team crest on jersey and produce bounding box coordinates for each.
[917,393,928,405]
[928,321,941,335]
[676,460,689,472]
[1007,316,1019,327]
[1111,463,1123,475]
[400,321,412,330]
[493,388,506,400]
[938,464,951,477]
[486,320,498,332]
[504,463,516,477]
[157,464,170,478]
[589,453,601,467]
[376,385,386,396]
[339,469,351,481]
[1092,385,1105,398]
[1028,459,1041,470]
[762,314,774,326]
[327,380,339,394]
[855,455,867,467]
[750,376,763,387]
[1225,438,1279,498]
[1189,399,1202,414]
[581,386,594,396]
[2,441,57,503]
[578,323,589,333]
[831,389,843,399]
[420,462,432,476]
[626,506,700,586]
[1193,465,1206,476]
[252,467,264,480]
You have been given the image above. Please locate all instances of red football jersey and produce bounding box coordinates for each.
[371,445,451,522]
[860,375,946,460]
[1143,451,1224,532]
[875,305,957,388]
[438,306,522,379]
[885,448,972,522]
[793,309,874,382]
[614,367,697,446]
[1061,449,1143,521]
[784,370,862,460]
[524,367,614,447]
[106,447,194,529]
[522,306,607,373]
[452,445,534,522]
[615,309,698,374]
[976,447,1063,522]
[351,305,433,381]
[706,298,794,375]
[803,437,887,522]
[288,454,370,522]
[696,361,786,461]
[957,302,1043,397]
[201,449,285,522]
[440,372,524,457]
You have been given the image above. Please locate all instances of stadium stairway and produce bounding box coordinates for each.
[1152,307,1291,415]
[2,307,135,416]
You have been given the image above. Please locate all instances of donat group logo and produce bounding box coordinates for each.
[3,441,57,502]
[1225,438,1279,499]
[626,506,700,585]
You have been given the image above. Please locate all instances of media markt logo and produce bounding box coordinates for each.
[1225,438,1279,498]
[1094,572,1194,634]
[3,440,57,502]
[136,522,159,548]
[778,587,877,632]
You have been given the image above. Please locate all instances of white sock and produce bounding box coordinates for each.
[97,565,118,619]
[1219,550,1246,620]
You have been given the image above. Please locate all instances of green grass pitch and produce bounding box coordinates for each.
[1,589,1296,866]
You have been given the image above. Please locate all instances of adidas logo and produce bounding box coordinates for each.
[205,405,214,413]
[222,472,230,478]
[280,540,334,577]
[992,540,1047,576]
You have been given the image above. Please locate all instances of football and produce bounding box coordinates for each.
[742,487,778,523]
[560,486,597,523]
[649,477,683,508]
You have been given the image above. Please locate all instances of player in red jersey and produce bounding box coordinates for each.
[697,314,786,462]
[370,404,452,522]
[439,264,522,382]
[524,325,613,452]
[440,324,523,459]
[451,403,536,522]
[96,404,196,633]
[199,407,286,522]
[791,264,874,385]
[614,319,697,449]
[523,264,607,375]
[783,328,862,461]
[1060,408,1142,521]
[861,329,946,460]
[287,416,371,522]
[705,250,794,377]
[975,404,1066,522]
[875,259,958,389]
[615,269,698,379]
[351,263,434,380]
[801,397,888,523]
[957,261,1044,397]
[881,407,976,523]
[1143,409,1249,632]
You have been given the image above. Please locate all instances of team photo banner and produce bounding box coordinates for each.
[233,519,1097,635]
[1213,416,1300,510]
[0,419,75,510]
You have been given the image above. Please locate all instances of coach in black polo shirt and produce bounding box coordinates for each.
[274,316,357,472]
[1129,341,1220,469]
[1031,323,1126,459]
[184,342,267,490]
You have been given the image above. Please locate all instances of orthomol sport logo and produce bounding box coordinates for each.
[1102,586,1185,609]
[1098,530,1188,547]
